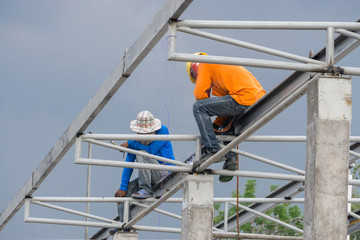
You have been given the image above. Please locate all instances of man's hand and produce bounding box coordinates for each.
[117,141,129,153]
[114,189,127,198]
[120,141,129,148]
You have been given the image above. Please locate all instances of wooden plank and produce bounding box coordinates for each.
[0,0,193,230]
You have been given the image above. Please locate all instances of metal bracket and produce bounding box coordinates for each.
[332,66,344,76]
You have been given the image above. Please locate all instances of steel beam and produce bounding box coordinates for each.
[169,53,330,72]
[234,19,360,135]
[123,179,185,230]
[215,181,304,232]
[176,26,324,64]
[176,20,360,30]
[0,0,193,231]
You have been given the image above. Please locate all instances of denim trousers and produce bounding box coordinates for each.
[193,95,248,153]
[117,153,166,222]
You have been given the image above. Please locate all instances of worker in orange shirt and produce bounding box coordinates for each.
[187,52,266,182]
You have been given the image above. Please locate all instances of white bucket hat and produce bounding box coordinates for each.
[130,111,162,134]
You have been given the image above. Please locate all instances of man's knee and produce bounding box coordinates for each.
[134,151,148,163]
[193,101,199,113]
[193,100,205,115]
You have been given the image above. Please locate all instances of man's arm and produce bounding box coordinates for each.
[194,64,212,100]
[118,153,135,192]
[127,126,169,155]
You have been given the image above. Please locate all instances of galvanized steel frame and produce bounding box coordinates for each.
[88,17,360,239]
[73,134,360,184]
[72,133,360,237]
[168,20,360,74]
[0,0,359,238]
[23,194,360,236]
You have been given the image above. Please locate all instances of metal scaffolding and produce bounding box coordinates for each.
[1,0,360,239]
[21,134,360,239]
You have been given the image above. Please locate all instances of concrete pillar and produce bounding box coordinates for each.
[181,175,214,240]
[304,75,352,239]
[113,231,138,240]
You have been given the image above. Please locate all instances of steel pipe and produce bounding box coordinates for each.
[169,53,330,72]
[218,135,360,142]
[85,143,92,240]
[222,145,305,175]
[81,134,200,141]
[176,20,360,30]
[31,201,116,224]
[132,202,182,220]
[123,200,129,223]
[231,202,303,233]
[123,179,185,229]
[25,217,122,229]
[131,225,181,233]
[348,179,360,186]
[348,211,360,220]
[341,66,360,76]
[75,158,192,172]
[350,150,360,159]
[336,28,360,41]
[28,197,183,203]
[212,169,305,182]
[178,26,325,65]
[195,138,201,161]
[167,22,177,59]
[79,134,360,142]
[213,232,302,239]
[214,198,304,203]
[82,139,189,166]
[224,201,228,232]
[326,27,335,66]
[27,196,305,203]
[75,158,360,186]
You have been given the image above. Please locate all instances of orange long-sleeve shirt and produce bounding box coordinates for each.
[194,63,266,106]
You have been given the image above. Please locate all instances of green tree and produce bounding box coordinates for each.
[214,179,303,236]
[350,186,360,239]
[350,163,360,239]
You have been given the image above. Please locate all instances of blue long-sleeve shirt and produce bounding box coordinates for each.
[120,125,175,191]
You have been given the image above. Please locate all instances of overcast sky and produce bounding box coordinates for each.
[1,0,360,239]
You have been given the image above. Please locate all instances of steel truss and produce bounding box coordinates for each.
[24,133,360,238]
[0,0,360,239]
[168,20,360,75]
[74,133,360,184]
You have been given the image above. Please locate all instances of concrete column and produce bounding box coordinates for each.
[304,75,352,239]
[181,175,214,240]
[113,231,138,240]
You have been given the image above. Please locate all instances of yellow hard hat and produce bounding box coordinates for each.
[186,52,207,84]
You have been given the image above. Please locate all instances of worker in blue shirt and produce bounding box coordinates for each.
[114,111,175,223]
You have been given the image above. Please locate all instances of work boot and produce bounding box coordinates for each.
[192,150,226,171]
[219,157,237,182]
[109,229,119,235]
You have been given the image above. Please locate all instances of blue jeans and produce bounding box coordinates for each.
[193,95,248,153]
